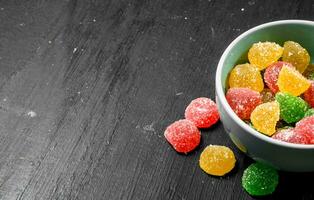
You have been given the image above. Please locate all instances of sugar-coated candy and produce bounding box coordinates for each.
[242,163,279,196]
[303,64,314,80]
[250,101,280,136]
[304,109,314,117]
[275,92,309,123]
[164,119,201,153]
[295,116,314,144]
[226,88,262,120]
[304,81,314,108]
[282,41,310,73]
[264,61,294,93]
[261,88,275,103]
[272,128,309,144]
[228,63,264,92]
[199,145,236,176]
[277,65,311,96]
[248,42,283,70]
[185,97,219,128]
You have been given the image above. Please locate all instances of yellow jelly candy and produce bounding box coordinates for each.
[228,63,264,92]
[282,41,310,73]
[250,101,280,136]
[248,42,283,70]
[199,145,236,176]
[278,65,311,96]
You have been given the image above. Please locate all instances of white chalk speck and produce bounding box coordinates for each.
[176,92,183,96]
[0,8,4,11]
[19,23,25,26]
[241,8,245,11]
[93,19,96,22]
[143,122,155,132]
[73,47,78,53]
[77,91,81,94]
[27,111,37,118]
[48,40,52,44]
[184,17,188,20]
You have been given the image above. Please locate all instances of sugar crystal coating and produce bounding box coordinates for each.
[277,65,311,96]
[226,88,262,120]
[164,119,201,153]
[250,101,280,136]
[275,92,309,123]
[228,63,264,92]
[242,163,279,196]
[304,108,314,117]
[272,128,310,144]
[264,61,294,93]
[295,116,314,144]
[185,97,219,128]
[282,41,310,73]
[199,145,236,176]
[304,81,314,108]
[248,42,283,70]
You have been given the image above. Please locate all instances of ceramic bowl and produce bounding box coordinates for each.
[215,20,314,172]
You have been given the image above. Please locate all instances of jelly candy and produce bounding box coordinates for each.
[228,63,264,92]
[304,109,314,117]
[250,101,280,136]
[264,61,293,93]
[272,128,309,144]
[199,145,236,176]
[303,64,314,80]
[164,119,201,153]
[185,97,219,128]
[277,65,311,96]
[242,163,279,196]
[248,42,283,70]
[304,81,314,108]
[226,88,262,120]
[275,92,309,123]
[282,41,310,73]
[295,116,314,144]
[260,88,275,103]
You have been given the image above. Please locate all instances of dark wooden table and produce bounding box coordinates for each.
[0,0,313,199]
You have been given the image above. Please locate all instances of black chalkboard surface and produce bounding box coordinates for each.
[0,0,313,199]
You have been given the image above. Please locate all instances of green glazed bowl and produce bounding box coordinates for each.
[215,20,314,172]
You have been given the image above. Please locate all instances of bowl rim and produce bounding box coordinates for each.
[215,19,314,150]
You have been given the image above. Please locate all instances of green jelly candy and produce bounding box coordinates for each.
[242,163,279,196]
[275,92,309,123]
[305,108,314,117]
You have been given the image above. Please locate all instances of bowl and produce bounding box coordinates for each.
[215,20,314,172]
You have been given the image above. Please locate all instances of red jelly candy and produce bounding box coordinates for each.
[164,119,201,153]
[304,81,314,108]
[295,116,314,144]
[226,88,262,120]
[264,61,294,93]
[184,97,219,128]
[272,128,309,144]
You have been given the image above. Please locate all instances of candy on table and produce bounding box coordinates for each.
[264,61,294,93]
[260,88,275,103]
[226,88,262,120]
[199,145,236,176]
[295,116,314,144]
[248,41,283,70]
[272,127,310,144]
[277,65,311,96]
[184,97,219,128]
[303,81,314,108]
[228,63,264,92]
[250,101,280,136]
[282,41,310,73]
[275,92,309,123]
[304,108,314,117]
[242,163,279,196]
[164,119,201,153]
[303,64,314,80]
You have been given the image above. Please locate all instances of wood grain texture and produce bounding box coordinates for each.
[0,0,313,199]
